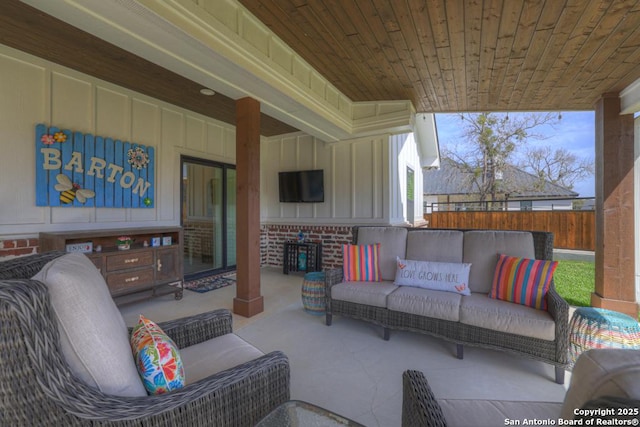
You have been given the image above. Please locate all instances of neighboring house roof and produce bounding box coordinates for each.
[423,158,578,198]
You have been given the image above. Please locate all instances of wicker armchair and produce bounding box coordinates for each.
[402,370,447,427]
[0,251,290,426]
[403,348,640,427]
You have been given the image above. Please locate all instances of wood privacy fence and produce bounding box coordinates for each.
[423,211,595,251]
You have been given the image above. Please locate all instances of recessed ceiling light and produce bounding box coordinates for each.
[199,88,216,96]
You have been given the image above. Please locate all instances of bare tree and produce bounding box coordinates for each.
[444,112,560,204]
[520,146,594,190]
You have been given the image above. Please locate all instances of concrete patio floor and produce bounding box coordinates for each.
[119,267,571,426]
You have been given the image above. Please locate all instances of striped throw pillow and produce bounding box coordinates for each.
[342,243,382,282]
[489,254,558,310]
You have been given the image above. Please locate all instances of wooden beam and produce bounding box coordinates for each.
[233,97,264,318]
[592,93,637,318]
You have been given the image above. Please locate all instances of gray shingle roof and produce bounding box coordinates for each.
[423,158,578,198]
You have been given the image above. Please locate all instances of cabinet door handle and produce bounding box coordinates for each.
[125,276,139,283]
[157,259,162,271]
[124,258,139,264]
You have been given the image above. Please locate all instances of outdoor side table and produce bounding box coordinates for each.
[255,400,364,427]
[283,241,322,274]
[568,307,640,366]
[301,271,326,315]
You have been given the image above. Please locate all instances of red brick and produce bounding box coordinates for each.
[1,240,16,249]
[0,247,36,258]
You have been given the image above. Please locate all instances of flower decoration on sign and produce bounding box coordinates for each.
[53,131,67,143]
[41,134,55,145]
[143,197,153,207]
[127,146,150,170]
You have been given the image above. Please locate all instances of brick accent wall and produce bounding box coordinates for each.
[0,225,354,270]
[0,238,39,259]
[183,220,215,260]
[261,224,353,270]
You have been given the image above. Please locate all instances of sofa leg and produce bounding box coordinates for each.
[383,328,390,341]
[326,313,332,326]
[456,344,463,359]
[555,366,565,385]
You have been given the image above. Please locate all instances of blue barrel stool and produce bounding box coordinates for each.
[301,271,326,316]
[569,307,640,366]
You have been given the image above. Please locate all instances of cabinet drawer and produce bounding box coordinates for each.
[106,251,153,271]
[107,268,155,293]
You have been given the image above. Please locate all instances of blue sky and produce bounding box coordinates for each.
[434,111,596,197]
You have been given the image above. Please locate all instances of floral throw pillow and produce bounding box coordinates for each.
[130,315,185,394]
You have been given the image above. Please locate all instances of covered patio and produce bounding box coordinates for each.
[1,0,639,317]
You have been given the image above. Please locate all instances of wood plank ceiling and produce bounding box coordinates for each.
[239,0,640,112]
[2,0,640,138]
[0,0,298,137]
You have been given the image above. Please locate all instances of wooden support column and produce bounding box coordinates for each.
[592,93,638,318]
[233,97,264,317]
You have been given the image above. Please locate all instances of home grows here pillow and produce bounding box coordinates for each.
[342,243,382,282]
[489,254,558,310]
[394,257,471,295]
[131,315,185,395]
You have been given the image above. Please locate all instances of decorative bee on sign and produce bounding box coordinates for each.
[55,174,96,204]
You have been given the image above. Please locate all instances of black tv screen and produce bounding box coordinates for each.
[279,170,324,203]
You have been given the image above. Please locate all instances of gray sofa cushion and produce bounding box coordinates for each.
[180,333,264,384]
[356,227,408,281]
[463,231,536,293]
[459,293,555,341]
[331,281,399,307]
[405,230,464,262]
[387,286,462,322]
[561,349,640,420]
[32,253,147,397]
[438,398,562,427]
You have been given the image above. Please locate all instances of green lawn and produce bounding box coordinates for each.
[553,260,595,307]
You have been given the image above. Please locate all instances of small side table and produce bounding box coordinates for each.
[301,271,326,316]
[283,241,322,274]
[256,400,364,427]
[569,307,640,366]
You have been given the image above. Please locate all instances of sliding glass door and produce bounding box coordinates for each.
[181,156,236,279]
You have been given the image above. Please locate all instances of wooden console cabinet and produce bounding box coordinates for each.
[39,227,184,304]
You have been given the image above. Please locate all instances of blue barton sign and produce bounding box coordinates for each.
[35,124,155,208]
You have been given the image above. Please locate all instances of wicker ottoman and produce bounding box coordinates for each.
[569,307,640,366]
[301,272,326,316]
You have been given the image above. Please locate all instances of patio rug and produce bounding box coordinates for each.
[184,274,236,293]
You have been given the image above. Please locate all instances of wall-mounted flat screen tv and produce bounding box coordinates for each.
[278,169,324,203]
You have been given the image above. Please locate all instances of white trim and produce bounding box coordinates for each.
[621,77,640,115]
[24,0,416,142]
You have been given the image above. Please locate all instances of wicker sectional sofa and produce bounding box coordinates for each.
[325,226,570,384]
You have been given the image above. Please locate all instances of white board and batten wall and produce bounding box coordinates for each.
[0,44,423,241]
[0,44,236,238]
[261,132,424,226]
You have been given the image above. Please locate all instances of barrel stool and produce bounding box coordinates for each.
[301,271,326,316]
[568,307,640,366]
